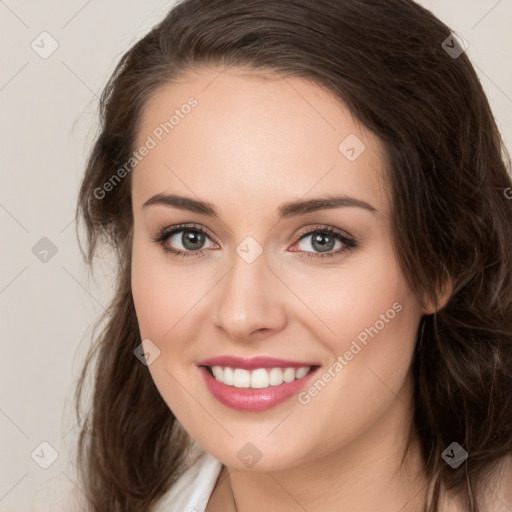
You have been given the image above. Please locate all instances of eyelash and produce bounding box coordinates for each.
[151,223,358,260]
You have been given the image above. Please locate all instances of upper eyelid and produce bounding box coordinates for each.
[297,226,353,240]
[161,223,219,244]
[159,223,354,246]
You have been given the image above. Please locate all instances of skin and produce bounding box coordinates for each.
[130,67,451,512]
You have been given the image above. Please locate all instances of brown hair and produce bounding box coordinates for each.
[74,0,512,510]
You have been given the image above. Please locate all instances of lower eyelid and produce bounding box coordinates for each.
[155,226,356,257]
[166,229,217,251]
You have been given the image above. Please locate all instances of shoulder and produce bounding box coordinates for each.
[488,453,512,511]
[440,454,512,512]
[151,450,224,512]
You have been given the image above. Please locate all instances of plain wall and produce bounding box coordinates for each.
[1,1,511,510]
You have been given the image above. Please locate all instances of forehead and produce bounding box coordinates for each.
[132,67,389,216]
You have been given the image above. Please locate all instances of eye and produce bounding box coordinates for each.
[151,223,357,260]
[290,226,357,259]
[151,223,218,258]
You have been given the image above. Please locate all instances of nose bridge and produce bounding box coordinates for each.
[213,238,287,340]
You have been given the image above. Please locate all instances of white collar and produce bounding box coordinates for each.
[151,450,223,512]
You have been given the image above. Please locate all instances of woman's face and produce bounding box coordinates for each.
[130,67,427,470]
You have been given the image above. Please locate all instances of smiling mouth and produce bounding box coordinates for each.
[203,365,318,389]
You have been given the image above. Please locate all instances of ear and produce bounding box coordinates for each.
[421,278,453,315]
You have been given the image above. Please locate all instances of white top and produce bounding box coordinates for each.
[151,450,224,512]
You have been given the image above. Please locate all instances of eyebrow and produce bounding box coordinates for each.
[142,193,379,218]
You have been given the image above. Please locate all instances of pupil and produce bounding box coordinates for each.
[312,233,334,252]
[183,230,204,250]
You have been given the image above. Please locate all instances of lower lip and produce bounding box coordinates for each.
[197,366,320,412]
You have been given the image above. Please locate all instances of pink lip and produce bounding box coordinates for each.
[197,355,318,370]
[197,364,320,412]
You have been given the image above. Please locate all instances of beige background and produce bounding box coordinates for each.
[1,0,511,510]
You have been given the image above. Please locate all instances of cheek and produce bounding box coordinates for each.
[131,242,165,339]
[302,297,418,444]
[130,233,203,341]
[287,239,416,355]
[130,235,215,402]
[290,243,421,426]
[131,241,203,419]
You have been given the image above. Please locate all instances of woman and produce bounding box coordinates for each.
[74,0,512,511]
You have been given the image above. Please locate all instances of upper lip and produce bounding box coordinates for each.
[197,356,319,370]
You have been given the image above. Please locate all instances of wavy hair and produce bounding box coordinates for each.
[74,0,512,510]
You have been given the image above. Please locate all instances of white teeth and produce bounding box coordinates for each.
[211,366,223,381]
[296,367,309,379]
[283,368,296,383]
[233,368,251,388]
[210,366,312,388]
[223,367,234,386]
[251,368,270,388]
[268,368,284,386]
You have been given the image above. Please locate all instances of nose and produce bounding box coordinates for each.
[212,249,288,342]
